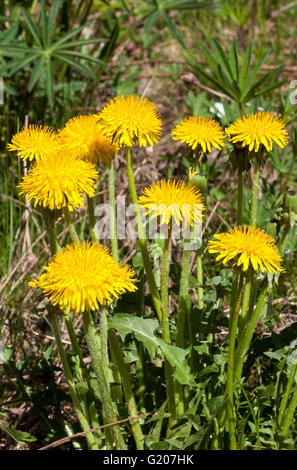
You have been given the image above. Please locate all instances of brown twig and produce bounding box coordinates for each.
[38,412,152,450]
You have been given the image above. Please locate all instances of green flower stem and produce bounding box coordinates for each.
[226,270,243,450]
[108,160,119,262]
[251,159,260,226]
[237,273,252,346]
[49,309,99,450]
[46,215,102,446]
[197,247,204,310]
[82,310,127,450]
[100,308,110,392]
[87,195,98,244]
[125,147,162,322]
[279,221,291,256]
[108,329,144,450]
[63,206,80,243]
[175,240,191,417]
[234,282,269,383]
[279,364,297,438]
[176,243,190,349]
[237,168,243,226]
[278,361,297,430]
[160,223,176,431]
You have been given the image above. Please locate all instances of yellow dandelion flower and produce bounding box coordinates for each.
[172,116,225,153]
[208,226,282,274]
[19,153,99,210]
[59,115,118,165]
[138,179,205,226]
[97,94,162,148]
[29,242,138,313]
[7,125,59,161]
[225,112,289,152]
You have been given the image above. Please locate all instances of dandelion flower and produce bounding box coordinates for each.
[29,242,138,313]
[8,125,59,161]
[59,115,118,165]
[225,112,289,153]
[19,154,98,210]
[208,225,282,274]
[138,179,205,226]
[172,116,225,153]
[97,95,162,148]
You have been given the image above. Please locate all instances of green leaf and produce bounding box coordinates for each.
[108,314,195,386]
[229,41,239,81]
[188,60,236,98]
[52,52,95,79]
[239,42,252,90]
[28,54,45,92]
[144,10,160,34]
[211,38,233,81]
[165,1,219,10]
[58,38,107,49]
[50,27,82,51]
[22,8,42,47]
[161,11,186,49]
[57,49,105,65]
[0,421,36,444]
[40,0,48,48]
[242,48,271,95]
[8,52,41,76]
[108,314,159,360]
[45,58,54,107]
[120,0,131,14]
[48,0,63,45]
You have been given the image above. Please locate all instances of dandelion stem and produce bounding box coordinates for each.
[237,168,243,225]
[226,270,243,450]
[63,206,80,243]
[251,159,260,226]
[197,247,204,310]
[160,223,176,431]
[49,309,99,450]
[125,147,162,322]
[108,329,144,450]
[87,195,97,243]
[278,360,297,431]
[82,310,127,450]
[108,160,119,261]
[234,282,269,383]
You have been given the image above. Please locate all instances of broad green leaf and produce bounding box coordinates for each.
[108,314,159,360]
[108,314,195,386]
[28,55,45,92]
[22,8,42,47]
